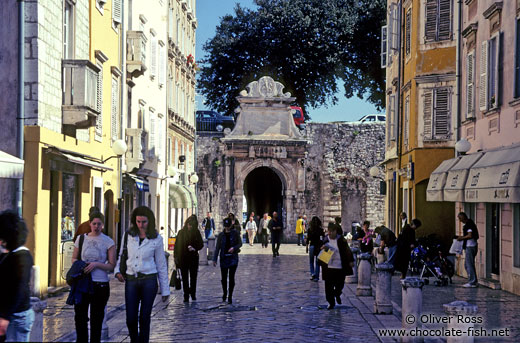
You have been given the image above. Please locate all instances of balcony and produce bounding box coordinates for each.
[125,128,147,171]
[127,31,147,78]
[62,60,100,129]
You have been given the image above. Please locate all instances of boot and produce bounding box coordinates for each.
[221,280,227,302]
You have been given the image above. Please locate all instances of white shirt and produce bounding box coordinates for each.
[465,228,477,247]
[246,221,257,231]
[75,233,114,282]
[326,238,342,269]
[115,233,170,296]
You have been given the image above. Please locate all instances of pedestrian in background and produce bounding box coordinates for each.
[245,216,257,246]
[457,212,479,288]
[115,206,169,343]
[268,212,284,257]
[376,225,397,267]
[295,215,304,246]
[357,221,373,253]
[307,216,324,281]
[334,216,343,236]
[400,212,408,230]
[0,211,34,343]
[321,222,354,309]
[72,211,116,343]
[175,215,204,302]
[213,218,242,304]
[73,206,100,242]
[394,218,422,279]
[258,213,270,248]
[201,212,215,239]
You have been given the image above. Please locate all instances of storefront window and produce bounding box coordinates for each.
[61,173,78,241]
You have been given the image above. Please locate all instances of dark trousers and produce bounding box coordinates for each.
[74,282,110,343]
[324,268,345,306]
[180,257,199,298]
[297,233,304,245]
[220,265,238,297]
[125,277,158,343]
[260,231,269,247]
[271,232,282,255]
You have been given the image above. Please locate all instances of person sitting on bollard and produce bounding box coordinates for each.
[394,219,422,279]
[307,216,324,281]
[213,218,242,304]
[357,221,374,254]
[376,225,397,268]
[321,223,354,309]
[71,211,116,343]
[0,211,35,343]
[174,215,204,302]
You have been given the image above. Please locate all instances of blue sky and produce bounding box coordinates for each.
[195,0,382,123]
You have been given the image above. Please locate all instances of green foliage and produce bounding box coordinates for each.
[198,0,386,120]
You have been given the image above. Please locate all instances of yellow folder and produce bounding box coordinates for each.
[318,249,334,264]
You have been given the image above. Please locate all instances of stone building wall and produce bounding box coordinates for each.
[195,122,385,236]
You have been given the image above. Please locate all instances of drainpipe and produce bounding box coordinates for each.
[16,0,25,216]
[118,0,126,239]
[395,0,403,232]
[455,0,463,156]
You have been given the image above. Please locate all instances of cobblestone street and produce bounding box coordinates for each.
[43,244,520,342]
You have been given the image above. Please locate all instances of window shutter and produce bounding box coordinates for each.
[494,33,502,108]
[157,117,163,162]
[112,0,122,24]
[423,90,433,140]
[404,95,410,146]
[159,45,166,86]
[466,52,475,118]
[111,78,118,141]
[425,0,438,42]
[381,25,388,68]
[149,113,156,158]
[433,87,450,139]
[405,8,411,56]
[95,64,103,141]
[392,5,399,53]
[515,19,520,98]
[479,40,488,111]
[438,0,452,41]
[151,37,157,78]
[390,95,396,141]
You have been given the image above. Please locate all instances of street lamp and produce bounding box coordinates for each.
[189,173,199,185]
[455,138,471,155]
[369,166,380,178]
[102,139,128,163]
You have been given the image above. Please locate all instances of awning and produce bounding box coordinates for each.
[0,150,24,179]
[426,157,460,201]
[464,145,520,203]
[443,152,483,202]
[128,174,149,192]
[46,148,113,172]
[61,153,113,172]
[184,185,198,207]
[169,184,197,208]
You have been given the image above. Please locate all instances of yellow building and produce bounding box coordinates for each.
[382,0,457,244]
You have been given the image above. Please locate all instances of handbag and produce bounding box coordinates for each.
[170,268,182,290]
[317,249,334,264]
[119,232,129,277]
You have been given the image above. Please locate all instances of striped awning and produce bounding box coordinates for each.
[0,150,24,179]
[169,184,193,208]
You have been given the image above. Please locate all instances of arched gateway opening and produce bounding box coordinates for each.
[243,167,283,218]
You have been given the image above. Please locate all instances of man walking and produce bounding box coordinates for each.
[457,212,479,288]
[295,215,304,246]
[258,213,270,248]
[202,212,215,239]
[268,212,283,257]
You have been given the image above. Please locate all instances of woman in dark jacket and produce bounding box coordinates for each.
[174,215,204,302]
[394,219,422,279]
[306,216,324,281]
[213,218,242,304]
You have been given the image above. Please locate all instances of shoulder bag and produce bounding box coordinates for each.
[119,232,129,277]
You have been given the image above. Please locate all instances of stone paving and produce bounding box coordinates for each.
[43,244,520,342]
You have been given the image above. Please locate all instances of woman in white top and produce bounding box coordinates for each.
[71,211,116,343]
[245,216,257,246]
[115,206,169,343]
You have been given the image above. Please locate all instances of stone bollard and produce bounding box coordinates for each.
[401,277,425,343]
[346,246,359,284]
[30,265,41,297]
[443,301,478,343]
[199,239,208,265]
[356,253,372,296]
[29,297,47,343]
[374,262,393,314]
[207,236,216,260]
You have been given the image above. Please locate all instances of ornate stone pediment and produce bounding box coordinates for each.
[241,76,291,98]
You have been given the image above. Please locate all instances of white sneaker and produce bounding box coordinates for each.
[462,283,477,288]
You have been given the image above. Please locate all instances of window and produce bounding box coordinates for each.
[63,0,75,59]
[381,25,388,68]
[480,34,501,111]
[150,35,157,79]
[404,95,410,147]
[149,111,156,159]
[425,0,452,42]
[423,87,451,140]
[466,51,475,118]
[157,115,163,162]
[95,63,103,142]
[514,204,520,268]
[158,43,166,87]
[387,3,399,59]
[389,94,396,141]
[405,8,412,56]
[111,77,119,141]
[515,18,520,98]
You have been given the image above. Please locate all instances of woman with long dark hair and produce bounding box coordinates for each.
[174,215,203,302]
[306,216,324,281]
[115,206,169,343]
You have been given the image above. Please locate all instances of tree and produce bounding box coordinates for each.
[198,0,386,120]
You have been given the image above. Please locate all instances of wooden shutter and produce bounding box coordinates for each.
[479,40,488,111]
[425,0,438,42]
[149,113,156,158]
[438,0,452,41]
[112,0,122,24]
[95,64,103,141]
[405,8,411,56]
[157,116,163,162]
[151,37,157,78]
[390,95,396,141]
[515,19,520,98]
[404,95,410,147]
[466,52,475,118]
[111,78,118,141]
[433,88,450,139]
[392,5,399,53]
[381,25,388,68]
[423,90,433,140]
[159,44,166,86]
[493,33,501,108]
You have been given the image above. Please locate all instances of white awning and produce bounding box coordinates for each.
[443,153,483,202]
[464,145,520,203]
[0,150,24,179]
[61,153,113,172]
[426,156,460,201]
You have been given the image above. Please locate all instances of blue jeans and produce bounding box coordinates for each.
[464,246,478,285]
[204,228,213,239]
[6,308,34,342]
[125,277,158,343]
[308,245,320,279]
[297,233,303,245]
[387,245,397,268]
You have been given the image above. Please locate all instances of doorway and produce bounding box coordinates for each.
[488,203,500,276]
[243,167,283,218]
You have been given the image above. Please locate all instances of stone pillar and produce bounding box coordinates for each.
[29,297,47,343]
[443,301,479,343]
[30,265,41,297]
[401,277,425,343]
[356,252,372,296]
[374,262,393,314]
[207,236,216,260]
[346,246,359,284]
[199,239,208,265]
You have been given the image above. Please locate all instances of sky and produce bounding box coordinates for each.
[195,0,383,123]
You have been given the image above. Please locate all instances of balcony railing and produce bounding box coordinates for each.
[62,60,100,128]
[127,31,147,78]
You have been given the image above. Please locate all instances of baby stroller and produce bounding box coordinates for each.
[409,242,453,286]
